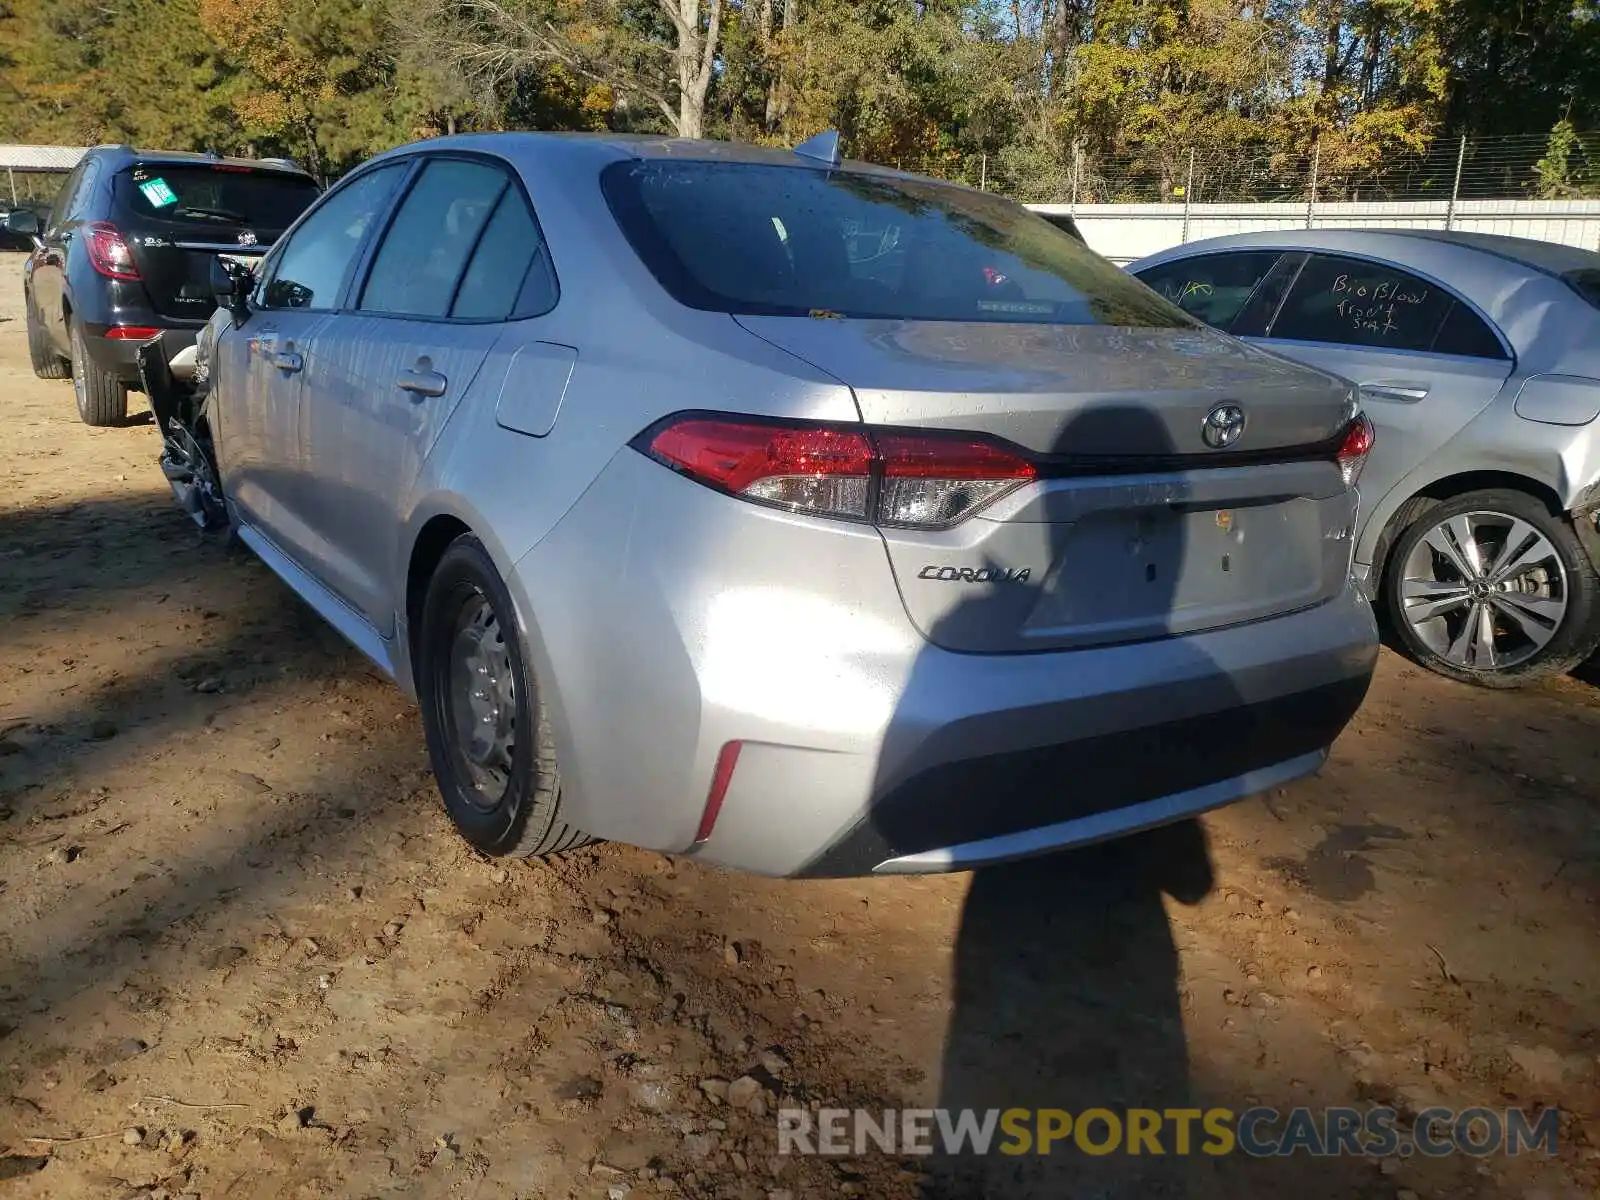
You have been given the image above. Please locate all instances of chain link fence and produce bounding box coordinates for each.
[928,132,1600,207]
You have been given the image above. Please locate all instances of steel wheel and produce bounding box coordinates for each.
[1398,509,1569,672]
[417,534,590,857]
[444,590,518,808]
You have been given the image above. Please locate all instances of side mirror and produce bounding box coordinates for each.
[210,255,255,325]
[4,208,43,248]
[4,209,41,237]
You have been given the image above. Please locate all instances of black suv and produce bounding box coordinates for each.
[4,146,319,425]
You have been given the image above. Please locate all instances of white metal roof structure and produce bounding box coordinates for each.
[0,144,88,171]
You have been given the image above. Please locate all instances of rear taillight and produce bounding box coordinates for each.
[1335,412,1375,487]
[634,414,1037,530]
[85,222,141,281]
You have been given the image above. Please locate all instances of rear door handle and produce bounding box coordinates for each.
[1361,381,1429,402]
[397,370,447,398]
[397,358,448,399]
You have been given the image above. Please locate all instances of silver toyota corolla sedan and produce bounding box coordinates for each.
[159,132,1378,876]
[1130,230,1600,687]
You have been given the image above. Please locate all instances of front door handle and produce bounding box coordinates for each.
[1362,381,1429,402]
[273,349,303,373]
[397,359,448,399]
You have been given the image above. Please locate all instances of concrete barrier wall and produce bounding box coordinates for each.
[1026,199,1600,265]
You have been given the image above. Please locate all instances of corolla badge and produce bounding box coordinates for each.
[1202,403,1247,449]
[236,230,259,246]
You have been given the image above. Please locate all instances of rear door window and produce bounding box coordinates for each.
[113,165,320,231]
[1268,254,1460,353]
[359,157,556,321]
[359,159,507,318]
[1133,251,1284,331]
[601,160,1190,327]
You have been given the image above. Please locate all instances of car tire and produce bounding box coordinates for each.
[26,306,69,379]
[1383,488,1600,688]
[417,534,592,858]
[70,319,129,426]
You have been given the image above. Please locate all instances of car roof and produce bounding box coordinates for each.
[1135,227,1600,280]
[89,144,316,180]
[362,130,969,188]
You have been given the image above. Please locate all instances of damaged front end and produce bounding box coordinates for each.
[136,332,228,532]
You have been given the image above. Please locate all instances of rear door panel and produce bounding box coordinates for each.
[296,316,502,630]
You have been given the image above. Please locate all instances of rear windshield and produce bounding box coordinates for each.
[1564,269,1600,311]
[601,161,1190,326]
[114,165,320,231]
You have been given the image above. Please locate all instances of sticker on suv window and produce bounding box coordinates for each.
[139,178,179,208]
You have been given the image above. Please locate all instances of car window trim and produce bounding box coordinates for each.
[344,149,560,326]
[255,158,416,315]
[1262,248,1513,363]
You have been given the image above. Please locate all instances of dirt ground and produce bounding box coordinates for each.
[0,252,1597,1200]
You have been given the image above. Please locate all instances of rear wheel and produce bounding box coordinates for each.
[26,305,69,379]
[1383,489,1600,687]
[70,319,129,426]
[417,535,591,858]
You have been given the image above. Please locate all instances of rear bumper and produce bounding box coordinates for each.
[509,449,1380,878]
[82,323,199,384]
[803,675,1367,876]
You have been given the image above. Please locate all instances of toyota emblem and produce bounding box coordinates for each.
[1202,403,1246,449]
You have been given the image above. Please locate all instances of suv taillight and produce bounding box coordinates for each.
[1335,412,1375,487]
[85,222,141,281]
[633,414,1037,530]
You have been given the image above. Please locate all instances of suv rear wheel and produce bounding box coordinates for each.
[26,306,69,379]
[1383,488,1600,687]
[417,534,592,858]
[70,319,129,426]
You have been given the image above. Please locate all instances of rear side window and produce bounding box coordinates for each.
[49,161,87,227]
[114,165,320,230]
[360,157,556,321]
[601,161,1190,327]
[450,191,558,320]
[67,161,101,220]
[1270,254,1460,353]
[1564,269,1600,312]
[1431,300,1507,358]
[1133,251,1283,332]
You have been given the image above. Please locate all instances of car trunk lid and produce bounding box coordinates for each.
[736,316,1362,653]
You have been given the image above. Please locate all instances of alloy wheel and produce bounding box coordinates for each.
[1398,510,1569,672]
